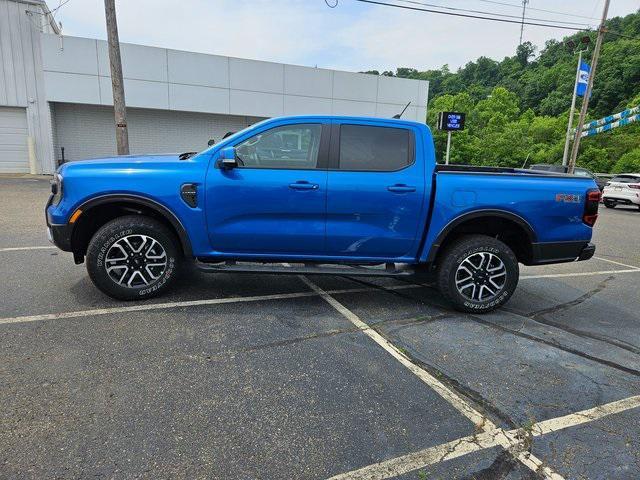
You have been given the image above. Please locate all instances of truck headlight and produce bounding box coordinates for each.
[50,173,63,205]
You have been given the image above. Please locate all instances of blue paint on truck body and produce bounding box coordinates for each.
[47,115,598,266]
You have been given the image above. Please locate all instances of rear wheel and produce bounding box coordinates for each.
[86,215,181,300]
[436,235,519,313]
[603,200,616,208]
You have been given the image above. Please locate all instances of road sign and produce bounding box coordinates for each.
[438,112,466,131]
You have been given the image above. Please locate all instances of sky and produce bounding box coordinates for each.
[50,0,640,73]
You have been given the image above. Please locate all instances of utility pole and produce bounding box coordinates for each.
[104,0,129,155]
[568,0,610,174]
[562,48,585,166]
[519,0,529,45]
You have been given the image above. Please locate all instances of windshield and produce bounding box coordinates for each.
[199,119,272,156]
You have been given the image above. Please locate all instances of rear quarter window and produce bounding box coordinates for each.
[338,125,412,171]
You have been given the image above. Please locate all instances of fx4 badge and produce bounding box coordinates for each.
[555,193,582,203]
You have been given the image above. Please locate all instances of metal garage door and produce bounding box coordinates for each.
[0,107,29,173]
[52,103,264,162]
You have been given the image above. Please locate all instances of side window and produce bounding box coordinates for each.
[235,124,322,169]
[338,125,412,171]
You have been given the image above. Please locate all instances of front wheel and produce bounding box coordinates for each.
[603,200,616,209]
[86,215,181,300]
[436,235,519,313]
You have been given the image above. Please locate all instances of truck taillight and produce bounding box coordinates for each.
[583,189,601,226]
[629,184,640,190]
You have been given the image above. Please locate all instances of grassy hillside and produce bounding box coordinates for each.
[366,10,640,172]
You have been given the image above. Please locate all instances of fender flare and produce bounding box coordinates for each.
[74,194,193,257]
[425,209,537,263]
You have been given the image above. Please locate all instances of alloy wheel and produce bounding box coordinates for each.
[104,234,167,288]
[455,252,507,302]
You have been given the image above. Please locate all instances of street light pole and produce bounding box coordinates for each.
[562,49,584,167]
[104,0,129,155]
[567,0,610,174]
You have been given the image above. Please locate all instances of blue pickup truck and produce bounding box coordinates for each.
[46,115,600,312]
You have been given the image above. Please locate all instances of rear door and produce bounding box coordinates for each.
[325,121,426,260]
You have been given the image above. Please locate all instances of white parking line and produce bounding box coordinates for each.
[0,245,55,252]
[0,284,423,326]
[299,276,565,480]
[594,256,640,270]
[327,395,640,480]
[1,268,640,327]
[521,268,640,279]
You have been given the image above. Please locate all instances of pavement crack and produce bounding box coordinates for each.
[370,323,519,430]
[527,276,613,320]
[466,313,640,378]
[458,449,522,480]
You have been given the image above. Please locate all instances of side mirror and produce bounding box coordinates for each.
[219,146,238,169]
[207,138,216,146]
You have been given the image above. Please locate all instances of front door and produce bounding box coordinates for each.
[325,121,426,260]
[205,122,329,256]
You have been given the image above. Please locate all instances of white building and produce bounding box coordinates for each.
[0,0,429,174]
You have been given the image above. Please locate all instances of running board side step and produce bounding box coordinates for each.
[194,261,416,277]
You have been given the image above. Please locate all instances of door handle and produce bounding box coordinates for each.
[289,181,319,190]
[387,184,416,193]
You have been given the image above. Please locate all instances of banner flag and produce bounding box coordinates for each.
[576,61,590,97]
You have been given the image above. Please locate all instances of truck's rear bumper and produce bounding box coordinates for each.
[530,241,595,265]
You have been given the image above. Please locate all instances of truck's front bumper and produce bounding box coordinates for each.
[47,224,73,251]
[530,241,595,265]
[46,195,73,252]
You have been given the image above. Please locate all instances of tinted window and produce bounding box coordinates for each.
[235,124,322,169]
[611,175,639,183]
[339,125,411,171]
[574,168,592,177]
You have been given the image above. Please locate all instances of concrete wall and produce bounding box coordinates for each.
[0,0,57,173]
[52,103,264,162]
[41,35,429,122]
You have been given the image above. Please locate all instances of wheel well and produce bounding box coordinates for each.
[71,201,188,262]
[434,216,534,265]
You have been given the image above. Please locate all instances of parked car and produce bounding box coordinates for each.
[602,173,640,210]
[529,164,607,190]
[46,116,601,313]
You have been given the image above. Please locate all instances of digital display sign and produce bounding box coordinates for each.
[437,111,466,131]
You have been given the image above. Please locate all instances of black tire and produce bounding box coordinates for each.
[436,235,519,314]
[603,200,615,208]
[86,215,181,300]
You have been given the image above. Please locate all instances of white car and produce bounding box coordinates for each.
[603,173,640,210]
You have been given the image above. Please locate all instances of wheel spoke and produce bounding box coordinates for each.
[106,257,128,267]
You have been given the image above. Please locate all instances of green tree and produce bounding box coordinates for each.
[612,149,640,173]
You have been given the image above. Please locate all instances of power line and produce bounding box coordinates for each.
[473,0,602,21]
[31,0,71,16]
[605,29,640,41]
[394,0,595,27]
[352,0,594,31]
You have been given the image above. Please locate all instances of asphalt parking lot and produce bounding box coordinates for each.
[1,175,639,479]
